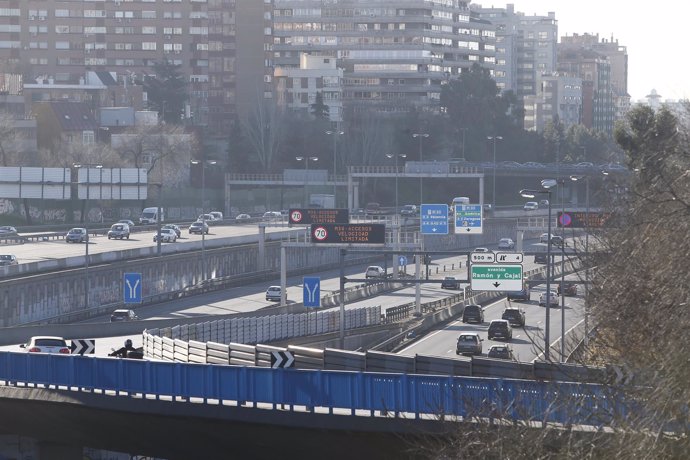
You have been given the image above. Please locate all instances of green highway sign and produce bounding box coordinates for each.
[470,264,523,291]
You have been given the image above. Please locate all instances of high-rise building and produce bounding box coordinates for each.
[473,4,557,98]
[523,74,582,132]
[271,0,496,116]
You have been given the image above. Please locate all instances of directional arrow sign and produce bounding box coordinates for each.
[495,252,524,263]
[270,350,295,368]
[420,204,449,235]
[454,204,483,234]
[470,264,523,291]
[70,339,95,355]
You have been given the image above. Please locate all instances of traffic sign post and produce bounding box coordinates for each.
[398,256,407,266]
[271,350,295,368]
[289,208,349,225]
[470,264,523,291]
[123,273,142,304]
[303,277,320,307]
[420,204,449,234]
[70,339,95,355]
[471,252,495,263]
[454,204,483,234]
[557,211,612,228]
[495,252,524,263]
[310,223,385,245]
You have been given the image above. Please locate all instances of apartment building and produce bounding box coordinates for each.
[523,74,582,132]
[271,0,496,116]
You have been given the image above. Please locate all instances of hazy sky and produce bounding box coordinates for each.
[508,1,688,101]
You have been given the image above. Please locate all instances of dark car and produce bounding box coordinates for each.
[163,223,182,237]
[0,226,17,235]
[557,281,578,296]
[501,307,526,327]
[507,284,531,301]
[65,227,88,243]
[107,223,130,240]
[488,344,515,360]
[441,276,460,290]
[462,304,484,324]
[488,319,513,341]
[534,253,548,264]
[550,235,565,247]
[110,309,139,322]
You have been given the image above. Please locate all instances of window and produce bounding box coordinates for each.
[82,131,95,145]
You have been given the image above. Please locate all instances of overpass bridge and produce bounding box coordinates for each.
[0,352,623,460]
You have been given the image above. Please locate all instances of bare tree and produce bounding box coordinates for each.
[240,98,286,171]
[0,110,25,166]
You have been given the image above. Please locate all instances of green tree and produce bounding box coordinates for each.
[142,61,188,124]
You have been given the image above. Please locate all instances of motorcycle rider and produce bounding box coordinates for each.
[109,339,136,358]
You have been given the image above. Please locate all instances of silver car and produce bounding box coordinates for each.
[456,333,483,356]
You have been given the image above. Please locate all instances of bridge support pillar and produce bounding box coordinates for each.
[516,229,525,252]
[258,225,266,271]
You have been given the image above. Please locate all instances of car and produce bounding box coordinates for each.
[235,213,252,221]
[506,284,531,301]
[198,213,215,222]
[110,309,139,322]
[576,162,595,168]
[550,235,564,247]
[523,201,539,211]
[154,228,177,242]
[118,219,135,228]
[209,211,224,221]
[540,233,553,243]
[499,161,523,168]
[523,162,545,168]
[365,265,386,279]
[162,223,181,237]
[0,254,18,266]
[557,281,578,296]
[462,304,484,324]
[65,227,88,243]
[265,285,284,302]
[534,253,548,264]
[400,204,418,216]
[365,202,382,215]
[539,199,549,206]
[189,221,209,235]
[539,290,559,307]
[483,203,493,213]
[488,319,513,341]
[498,238,515,250]
[107,223,130,240]
[20,336,70,354]
[262,211,282,220]
[441,276,460,290]
[456,333,483,356]
[487,344,515,360]
[0,225,17,235]
[474,247,489,253]
[501,307,526,327]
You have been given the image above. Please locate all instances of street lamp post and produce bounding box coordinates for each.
[386,153,406,213]
[571,174,590,345]
[191,158,217,283]
[326,130,344,206]
[520,178,557,361]
[296,156,318,207]
[73,163,103,310]
[558,179,567,362]
[412,133,429,205]
[487,136,503,209]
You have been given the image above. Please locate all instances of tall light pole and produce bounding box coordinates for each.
[326,130,344,206]
[557,179,567,362]
[459,127,467,161]
[73,163,102,310]
[191,158,217,283]
[520,178,557,361]
[571,174,590,346]
[487,136,503,209]
[412,133,429,205]
[296,156,318,207]
[386,153,407,213]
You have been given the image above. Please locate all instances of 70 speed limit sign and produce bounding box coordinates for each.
[291,210,303,223]
[312,225,328,241]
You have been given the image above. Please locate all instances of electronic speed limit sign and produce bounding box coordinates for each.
[312,225,328,242]
[291,210,303,223]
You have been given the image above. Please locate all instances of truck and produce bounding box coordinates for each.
[309,194,335,209]
[139,207,165,224]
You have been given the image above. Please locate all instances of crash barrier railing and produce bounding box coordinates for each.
[138,335,609,384]
[143,305,382,359]
[0,352,626,428]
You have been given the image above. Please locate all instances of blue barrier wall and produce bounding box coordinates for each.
[0,352,621,426]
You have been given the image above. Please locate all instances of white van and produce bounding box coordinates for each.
[450,196,470,214]
[139,207,165,224]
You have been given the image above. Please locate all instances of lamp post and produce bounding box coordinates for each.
[296,156,318,207]
[558,178,567,362]
[325,130,344,206]
[487,136,503,209]
[520,178,557,361]
[570,174,590,346]
[73,163,103,310]
[386,153,406,214]
[191,158,217,283]
[412,133,429,205]
[459,127,467,161]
